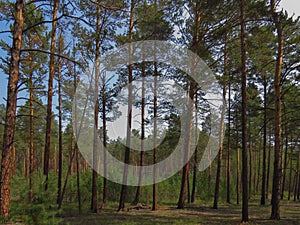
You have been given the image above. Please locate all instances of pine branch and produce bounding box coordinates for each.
[20,48,83,67]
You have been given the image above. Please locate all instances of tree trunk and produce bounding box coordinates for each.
[177,83,195,209]
[281,105,288,200]
[0,0,25,218]
[152,61,158,211]
[213,85,226,209]
[118,0,134,211]
[57,46,63,204]
[28,66,34,201]
[58,136,77,209]
[249,138,252,199]
[12,146,16,176]
[76,144,82,213]
[256,143,261,193]
[177,0,200,210]
[297,170,300,201]
[236,147,240,205]
[44,0,58,191]
[72,50,81,213]
[226,41,231,204]
[253,143,256,194]
[187,172,191,204]
[191,93,198,203]
[102,83,107,205]
[91,2,101,213]
[235,109,240,205]
[240,0,249,221]
[133,62,146,205]
[270,0,284,220]
[24,148,28,177]
[294,146,300,201]
[288,145,294,200]
[260,76,267,205]
[266,132,272,199]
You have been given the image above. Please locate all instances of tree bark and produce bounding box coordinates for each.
[133,62,146,205]
[266,132,272,199]
[177,82,195,209]
[57,41,63,204]
[260,75,267,205]
[256,143,261,193]
[270,0,284,220]
[44,0,58,191]
[213,85,226,209]
[249,137,252,199]
[226,40,231,204]
[236,147,240,205]
[152,61,158,211]
[0,0,25,218]
[102,82,107,205]
[91,1,101,213]
[118,0,134,212]
[76,144,82,213]
[28,56,34,201]
[177,0,200,209]
[240,0,249,221]
[235,109,240,205]
[288,145,294,200]
[294,146,300,201]
[281,104,288,200]
[191,92,198,203]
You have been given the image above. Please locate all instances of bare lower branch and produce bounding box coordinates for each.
[21,48,83,67]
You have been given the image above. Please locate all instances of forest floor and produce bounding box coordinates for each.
[62,200,300,225]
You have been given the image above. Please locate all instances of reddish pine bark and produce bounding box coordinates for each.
[44,0,58,190]
[0,0,25,218]
[270,0,284,220]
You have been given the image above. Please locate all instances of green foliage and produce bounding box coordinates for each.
[10,174,63,225]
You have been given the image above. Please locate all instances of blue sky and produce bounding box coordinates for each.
[0,0,299,107]
[0,20,10,106]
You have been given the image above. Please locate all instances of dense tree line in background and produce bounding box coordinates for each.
[0,0,299,223]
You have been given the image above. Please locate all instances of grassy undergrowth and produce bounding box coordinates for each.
[62,200,300,225]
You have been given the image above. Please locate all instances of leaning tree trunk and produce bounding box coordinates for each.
[0,0,25,219]
[44,0,58,191]
[270,0,284,220]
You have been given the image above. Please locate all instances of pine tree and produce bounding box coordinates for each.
[0,0,25,218]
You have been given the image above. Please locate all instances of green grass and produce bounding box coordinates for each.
[62,200,300,225]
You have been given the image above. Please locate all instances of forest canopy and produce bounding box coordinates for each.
[0,0,299,224]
